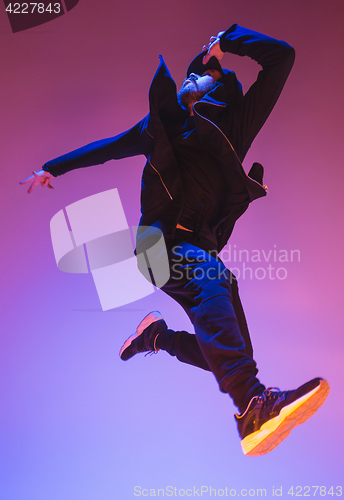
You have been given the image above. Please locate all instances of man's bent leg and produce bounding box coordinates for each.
[161,270,254,365]
[157,328,211,371]
[119,309,211,370]
[161,242,265,412]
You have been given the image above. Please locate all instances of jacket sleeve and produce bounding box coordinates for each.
[219,24,295,160]
[43,114,154,177]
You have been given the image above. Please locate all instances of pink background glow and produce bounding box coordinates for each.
[1,0,343,498]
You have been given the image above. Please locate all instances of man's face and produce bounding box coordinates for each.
[177,69,222,111]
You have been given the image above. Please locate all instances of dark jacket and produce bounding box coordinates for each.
[44,24,295,252]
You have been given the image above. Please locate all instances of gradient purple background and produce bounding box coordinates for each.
[1,0,344,498]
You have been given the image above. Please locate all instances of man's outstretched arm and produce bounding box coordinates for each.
[19,115,153,193]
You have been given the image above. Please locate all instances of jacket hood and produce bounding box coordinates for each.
[149,55,243,120]
[203,70,243,108]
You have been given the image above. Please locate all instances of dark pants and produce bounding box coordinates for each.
[159,239,265,412]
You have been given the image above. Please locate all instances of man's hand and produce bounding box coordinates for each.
[202,31,225,65]
[19,169,54,194]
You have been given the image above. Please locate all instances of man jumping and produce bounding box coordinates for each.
[20,24,329,456]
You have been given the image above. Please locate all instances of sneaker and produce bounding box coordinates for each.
[119,311,166,361]
[235,377,329,457]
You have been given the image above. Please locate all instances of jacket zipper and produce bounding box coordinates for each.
[149,161,173,200]
[193,103,265,189]
[193,103,242,161]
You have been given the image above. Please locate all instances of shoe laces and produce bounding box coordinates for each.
[144,350,159,357]
[258,387,290,402]
[144,334,160,357]
[239,387,291,418]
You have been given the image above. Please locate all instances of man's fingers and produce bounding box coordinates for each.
[20,169,53,193]
[19,175,34,184]
[202,48,214,64]
[202,38,219,64]
[202,51,213,64]
[41,177,54,189]
[202,55,209,64]
[202,40,224,64]
[27,180,38,194]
